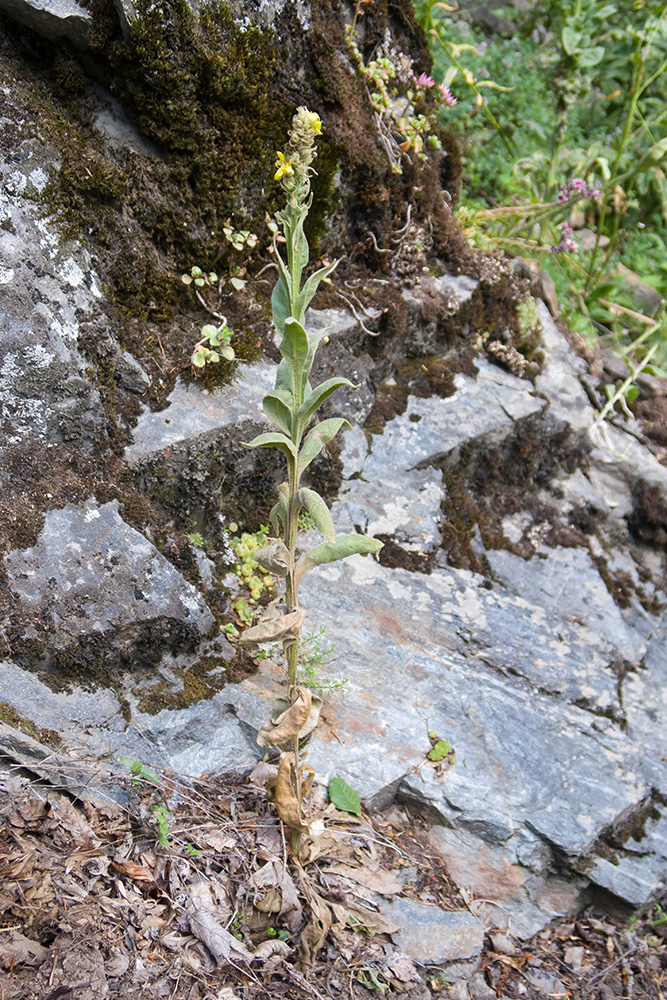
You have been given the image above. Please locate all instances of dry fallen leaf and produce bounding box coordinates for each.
[325,861,402,896]
[0,930,48,968]
[248,859,303,932]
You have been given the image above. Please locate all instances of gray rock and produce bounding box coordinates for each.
[331,466,443,555]
[91,85,161,159]
[4,499,214,671]
[126,363,276,462]
[362,359,543,480]
[534,301,591,432]
[0,141,108,470]
[485,546,645,665]
[0,0,92,48]
[381,897,484,965]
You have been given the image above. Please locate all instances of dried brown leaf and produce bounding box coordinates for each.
[274,753,309,833]
[248,859,303,932]
[249,761,279,789]
[52,797,100,849]
[389,954,420,982]
[238,607,304,647]
[0,930,48,968]
[257,687,313,747]
[187,883,290,966]
[112,859,155,882]
[325,862,402,896]
[299,886,333,964]
[347,902,400,935]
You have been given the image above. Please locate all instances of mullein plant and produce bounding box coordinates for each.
[239,108,382,858]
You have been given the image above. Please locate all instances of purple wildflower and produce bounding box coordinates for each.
[550,222,580,254]
[557,177,601,204]
[438,82,458,107]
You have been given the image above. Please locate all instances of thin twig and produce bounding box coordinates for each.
[586,946,638,985]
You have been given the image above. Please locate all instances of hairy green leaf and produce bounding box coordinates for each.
[263,390,294,436]
[281,317,309,403]
[243,432,297,462]
[297,257,340,319]
[269,488,289,536]
[328,777,361,817]
[294,533,383,589]
[297,377,353,431]
[297,417,350,477]
[271,265,291,339]
[298,487,335,542]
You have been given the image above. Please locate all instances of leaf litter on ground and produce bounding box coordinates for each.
[0,764,664,999]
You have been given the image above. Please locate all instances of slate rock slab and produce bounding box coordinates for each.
[382,897,484,965]
[4,499,214,671]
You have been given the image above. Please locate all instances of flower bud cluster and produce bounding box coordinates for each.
[550,222,580,254]
[274,107,323,200]
[557,177,600,203]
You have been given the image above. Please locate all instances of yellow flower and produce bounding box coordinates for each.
[308,112,323,135]
[274,151,294,181]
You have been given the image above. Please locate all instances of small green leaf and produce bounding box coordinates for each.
[298,487,335,542]
[120,757,161,786]
[187,843,202,856]
[209,272,218,283]
[220,344,235,361]
[194,277,206,287]
[230,276,247,291]
[192,350,207,368]
[181,273,192,285]
[427,740,451,761]
[577,45,605,68]
[329,777,361,817]
[561,25,581,55]
[625,385,639,403]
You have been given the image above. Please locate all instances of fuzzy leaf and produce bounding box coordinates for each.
[272,269,291,339]
[280,317,309,394]
[263,390,294,436]
[220,344,235,361]
[296,257,340,319]
[298,487,335,542]
[297,417,350,477]
[294,534,383,588]
[269,496,287,536]
[254,539,292,577]
[297,376,353,431]
[243,431,297,462]
[328,777,361,817]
